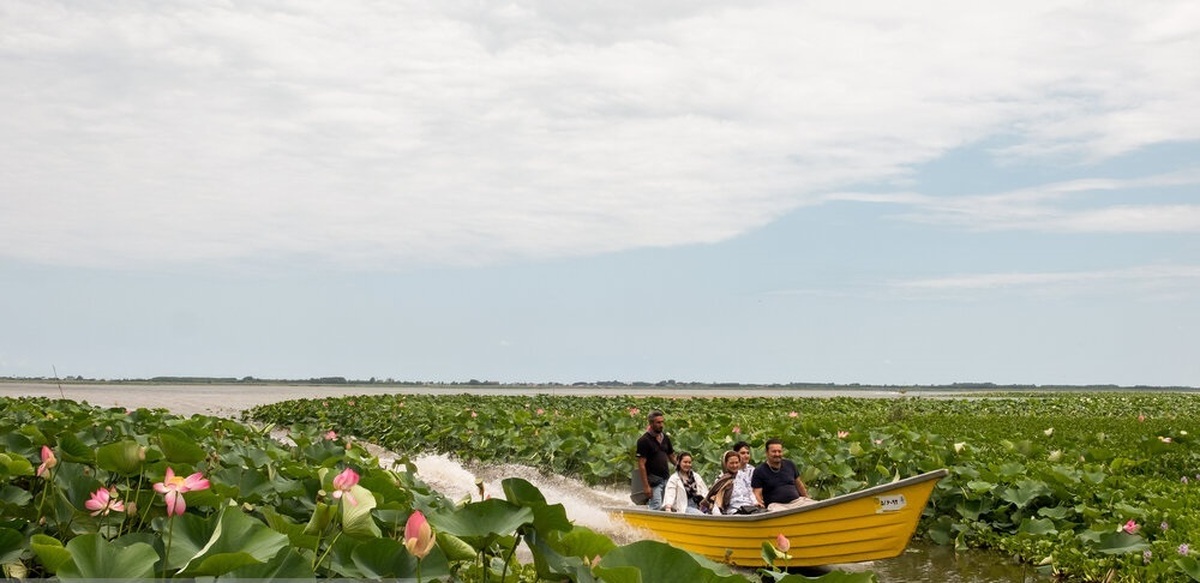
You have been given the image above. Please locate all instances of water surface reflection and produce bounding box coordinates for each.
[861,543,1045,582]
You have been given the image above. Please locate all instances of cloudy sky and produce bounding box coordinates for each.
[3,1,1198,386]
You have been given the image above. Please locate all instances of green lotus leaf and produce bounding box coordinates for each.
[524,527,598,581]
[327,528,366,578]
[228,546,316,579]
[0,527,23,564]
[56,433,94,462]
[57,533,158,579]
[0,453,33,478]
[259,505,314,546]
[593,565,641,583]
[436,531,478,561]
[177,506,289,576]
[158,512,215,569]
[966,479,994,493]
[95,440,143,476]
[502,477,572,533]
[158,428,207,464]
[763,569,880,582]
[1001,480,1050,508]
[1018,517,1058,536]
[30,534,70,575]
[996,462,1025,478]
[1095,531,1149,555]
[340,485,381,539]
[426,499,534,540]
[0,484,33,507]
[926,515,955,546]
[12,426,41,450]
[214,465,274,501]
[551,525,617,560]
[1174,556,1200,582]
[1036,506,1074,520]
[350,537,414,578]
[600,540,745,583]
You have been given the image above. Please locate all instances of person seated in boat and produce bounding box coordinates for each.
[661,451,708,514]
[752,438,816,511]
[703,450,741,515]
[636,410,676,510]
[726,440,765,514]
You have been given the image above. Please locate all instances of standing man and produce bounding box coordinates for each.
[636,410,676,510]
[751,438,815,511]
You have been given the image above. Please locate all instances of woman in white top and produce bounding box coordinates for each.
[660,452,708,514]
[726,441,762,514]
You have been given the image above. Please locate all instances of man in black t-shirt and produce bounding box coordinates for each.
[635,410,676,510]
[751,438,816,511]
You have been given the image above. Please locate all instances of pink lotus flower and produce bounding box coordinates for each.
[470,410,478,418]
[404,510,436,559]
[1122,520,1140,534]
[788,411,798,418]
[324,430,338,440]
[536,408,545,415]
[629,407,639,417]
[37,445,57,478]
[837,431,849,439]
[732,425,741,434]
[1181,543,1191,556]
[85,487,125,516]
[153,467,211,516]
[776,533,791,553]
[1138,413,1146,422]
[332,468,360,506]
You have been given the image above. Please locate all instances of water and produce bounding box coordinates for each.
[409,453,1044,582]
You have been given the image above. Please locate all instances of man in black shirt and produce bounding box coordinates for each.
[635,410,676,510]
[751,438,815,510]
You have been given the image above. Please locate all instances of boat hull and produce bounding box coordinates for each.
[607,469,948,567]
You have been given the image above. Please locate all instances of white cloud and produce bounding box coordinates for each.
[1,1,1198,268]
[828,170,1200,233]
[893,264,1200,299]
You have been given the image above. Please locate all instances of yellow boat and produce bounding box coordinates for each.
[607,469,948,567]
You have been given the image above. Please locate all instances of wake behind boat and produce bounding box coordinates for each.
[606,468,948,568]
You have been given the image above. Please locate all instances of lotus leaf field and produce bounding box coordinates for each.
[1,395,868,583]
[1,392,1199,582]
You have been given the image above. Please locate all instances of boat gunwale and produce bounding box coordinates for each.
[604,468,948,522]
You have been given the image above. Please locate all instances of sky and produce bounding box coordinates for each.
[2,1,1198,386]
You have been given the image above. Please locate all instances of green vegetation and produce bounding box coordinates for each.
[0,396,865,582]
[246,392,1200,582]
[6,391,1200,581]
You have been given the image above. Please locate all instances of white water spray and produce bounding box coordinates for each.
[409,453,652,545]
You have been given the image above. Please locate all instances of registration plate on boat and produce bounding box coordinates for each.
[874,494,907,513]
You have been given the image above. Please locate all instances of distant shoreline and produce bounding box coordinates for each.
[2,380,1198,419]
[2,377,1195,392]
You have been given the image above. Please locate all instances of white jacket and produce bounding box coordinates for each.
[661,471,709,513]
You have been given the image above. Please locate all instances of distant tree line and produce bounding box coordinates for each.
[0,375,1195,391]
